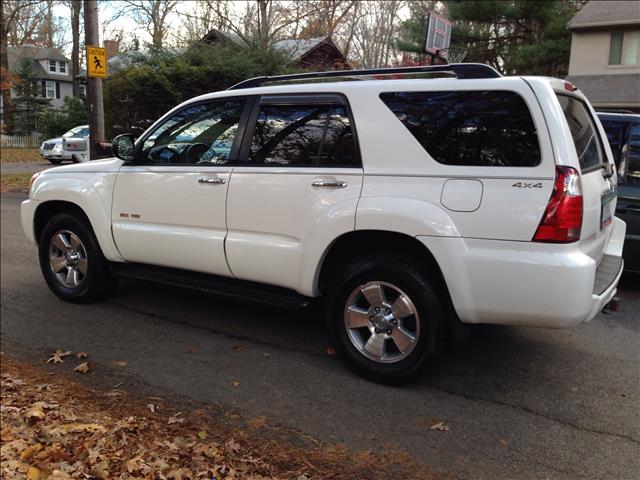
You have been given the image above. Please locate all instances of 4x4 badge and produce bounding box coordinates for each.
[512,182,543,188]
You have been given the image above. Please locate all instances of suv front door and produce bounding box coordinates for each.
[225,94,363,293]
[112,98,249,276]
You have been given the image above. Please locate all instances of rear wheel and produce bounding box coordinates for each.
[39,213,116,303]
[325,253,445,385]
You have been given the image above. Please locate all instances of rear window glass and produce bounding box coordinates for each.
[556,95,605,171]
[379,90,541,167]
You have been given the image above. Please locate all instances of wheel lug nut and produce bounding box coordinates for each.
[386,329,392,335]
[392,319,397,325]
[369,316,375,322]
[374,307,380,313]
[374,328,380,334]
[386,309,391,314]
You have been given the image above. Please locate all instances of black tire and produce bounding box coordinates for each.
[48,158,63,164]
[325,253,445,385]
[38,212,116,303]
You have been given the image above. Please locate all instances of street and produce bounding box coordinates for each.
[1,192,639,479]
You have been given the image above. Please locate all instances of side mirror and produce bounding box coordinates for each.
[112,134,136,162]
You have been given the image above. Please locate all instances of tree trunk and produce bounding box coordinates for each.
[1,2,14,135]
[71,0,81,96]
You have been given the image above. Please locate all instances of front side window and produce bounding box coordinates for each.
[380,90,541,167]
[45,81,56,98]
[140,100,245,165]
[556,95,605,171]
[49,60,56,72]
[249,103,358,166]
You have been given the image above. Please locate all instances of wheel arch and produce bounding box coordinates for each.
[33,199,122,261]
[317,230,451,304]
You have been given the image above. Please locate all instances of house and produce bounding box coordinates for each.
[4,46,77,109]
[201,29,351,70]
[566,0,640,113]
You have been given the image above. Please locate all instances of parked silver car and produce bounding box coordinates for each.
[39,125,89,164]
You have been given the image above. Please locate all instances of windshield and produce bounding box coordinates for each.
[62,126,88,138]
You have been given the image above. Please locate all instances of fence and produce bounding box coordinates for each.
[1,134,43,149]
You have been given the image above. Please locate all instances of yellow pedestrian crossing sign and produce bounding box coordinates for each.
[86,46,107,78]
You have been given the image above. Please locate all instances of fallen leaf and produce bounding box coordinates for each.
[198,431,207,440]
[27,466,42,480]
[24,402,46,421]
[76,352,88,359]
[147,403,156,413]
[20,443,43,460]
[326,347,336,357]
[499,438,509,446]
[186,346,199,353]
[226,439,241,453]
[168,412,184,425]
[112,361,128,367]
[232,380,240,387]
[50,423,106,435]
[429,421,450,432]
[232,344,245,352]
[74,362,90,374]
[46,350,71,364]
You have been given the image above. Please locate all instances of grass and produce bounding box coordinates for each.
[0,172,32,193]
[0,148,42,163]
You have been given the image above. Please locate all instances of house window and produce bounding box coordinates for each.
[59,61,67,73]
[45,81,56,98]
[79,84,86,96]
[609,32,640,65]
[49,60,57,72]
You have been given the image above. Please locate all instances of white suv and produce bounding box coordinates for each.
[21,64,626,383]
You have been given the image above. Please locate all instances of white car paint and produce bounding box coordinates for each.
[21,74,626,329]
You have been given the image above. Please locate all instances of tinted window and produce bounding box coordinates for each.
[249,104,357,166]
[629,124,640,183]
[556,95,604,171]
[141,100,245,165]
[379,91,541,167]
[599,118,625,163]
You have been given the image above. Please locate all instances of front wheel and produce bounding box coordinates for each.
[47,158,63,164]
[39,213,116,303]
[325,253,445,385]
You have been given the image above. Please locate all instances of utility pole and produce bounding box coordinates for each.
[84,0,105,160]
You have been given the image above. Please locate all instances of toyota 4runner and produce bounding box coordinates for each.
[21,64,626,384]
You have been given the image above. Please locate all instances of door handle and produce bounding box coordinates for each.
[311,180,347,188]
[198,177,226,185]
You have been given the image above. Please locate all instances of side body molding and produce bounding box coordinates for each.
[31,173,124,262]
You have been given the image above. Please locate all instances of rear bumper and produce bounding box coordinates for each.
[417,216,626,328]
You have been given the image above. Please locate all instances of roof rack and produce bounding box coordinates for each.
[228,63,501,90]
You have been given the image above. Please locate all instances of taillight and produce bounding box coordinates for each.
[533,166,583,243]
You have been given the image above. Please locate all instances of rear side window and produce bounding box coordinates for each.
[379,91,541,167]
[249,104,358,166]
[556,95,605,171]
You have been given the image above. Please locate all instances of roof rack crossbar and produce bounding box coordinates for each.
[228,63,501,90]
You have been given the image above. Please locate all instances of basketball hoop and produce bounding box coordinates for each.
[440,46,468,63]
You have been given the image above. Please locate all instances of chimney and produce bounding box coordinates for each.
[104,39,120,59]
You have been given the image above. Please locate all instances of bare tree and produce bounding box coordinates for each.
[64,0,82,95]
[115,0,178,50]
[350,0,404,68]
[175,0,229,46]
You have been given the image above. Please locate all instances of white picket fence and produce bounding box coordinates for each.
[0,134,43,148]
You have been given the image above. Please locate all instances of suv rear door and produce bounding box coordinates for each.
[225,94,363,293]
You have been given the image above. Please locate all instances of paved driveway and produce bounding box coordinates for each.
[0,162,57,174]
[1,192,638,479]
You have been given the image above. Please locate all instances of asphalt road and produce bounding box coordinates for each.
[0,161,58,174]
[2,192,639,480]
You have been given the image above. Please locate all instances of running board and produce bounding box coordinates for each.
[110,263,312,309]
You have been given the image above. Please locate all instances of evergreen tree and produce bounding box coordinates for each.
[39,96,88,138]
[445,0,583,76]
[13,57,51,134]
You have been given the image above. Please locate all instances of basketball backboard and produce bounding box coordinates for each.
[425,12,452,59]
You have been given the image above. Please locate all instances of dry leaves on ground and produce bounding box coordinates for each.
[1,355,439,480]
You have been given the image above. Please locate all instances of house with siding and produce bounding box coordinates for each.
[3,46,79,110]
[566,0,640,112]
[201,30,351,70]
